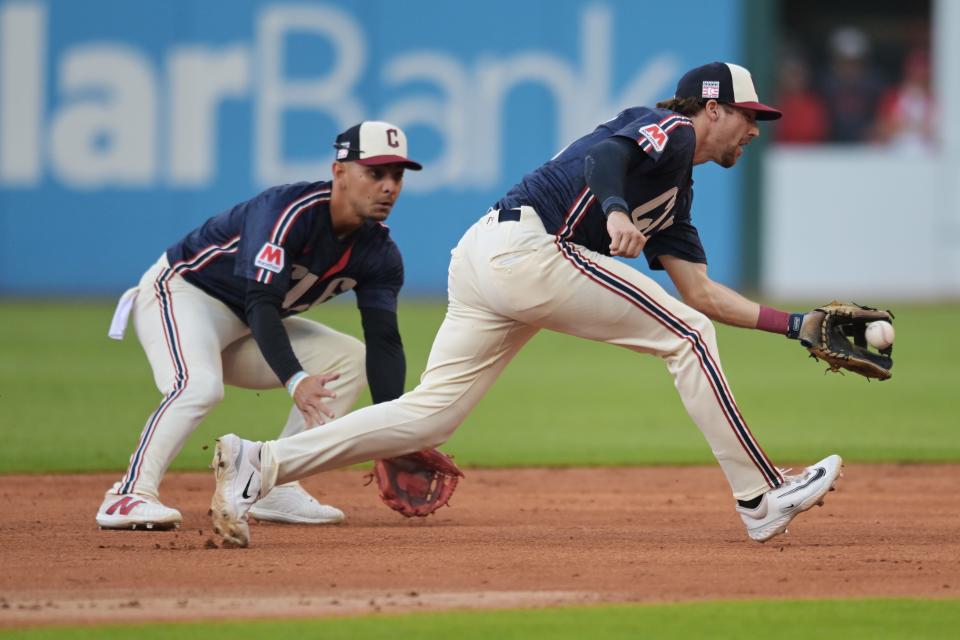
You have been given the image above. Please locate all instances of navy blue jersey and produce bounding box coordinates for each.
[495,107,704,269]
[166,181,403,318]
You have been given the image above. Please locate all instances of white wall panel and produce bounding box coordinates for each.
[762,148,948,299]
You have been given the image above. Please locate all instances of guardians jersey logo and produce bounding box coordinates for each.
[255,242,285,273]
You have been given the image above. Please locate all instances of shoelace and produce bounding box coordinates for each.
[776,467,808,486]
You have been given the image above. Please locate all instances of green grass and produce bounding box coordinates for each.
[3,599,959,639]
[0,300,957,474]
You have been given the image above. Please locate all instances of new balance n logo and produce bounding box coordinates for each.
[105,496,146,516]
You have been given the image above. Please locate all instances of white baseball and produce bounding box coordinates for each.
[865,321,895,350]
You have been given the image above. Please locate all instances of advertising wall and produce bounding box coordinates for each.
[0,0,744,296]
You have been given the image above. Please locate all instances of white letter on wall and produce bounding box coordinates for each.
[256,5,365,184]
[473,55,579,186]
[50,45,157,188]
[381,54,468,191]
[0,2,45,184]
[167,46,250,186]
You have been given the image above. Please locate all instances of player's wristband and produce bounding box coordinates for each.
[786,313,805,339]
[286,371,309,397]
[756,305,791,335]
[600,196,630,218]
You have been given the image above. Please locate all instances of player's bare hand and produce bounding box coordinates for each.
[292,373,340,426]
[607,211,646,258]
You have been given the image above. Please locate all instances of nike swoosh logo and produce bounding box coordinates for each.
[242,473,255,499]
[776,466,827,498]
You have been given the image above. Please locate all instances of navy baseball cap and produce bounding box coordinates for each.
[334,121,422,170]
[675,62,782,120]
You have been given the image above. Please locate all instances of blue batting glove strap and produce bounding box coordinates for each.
[787,313,805,339]
[286,371,308,396]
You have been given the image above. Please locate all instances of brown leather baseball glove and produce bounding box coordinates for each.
[797,301,894,380]
[369,448,464,517]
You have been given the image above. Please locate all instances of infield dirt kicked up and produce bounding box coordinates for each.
[2,464,959,627]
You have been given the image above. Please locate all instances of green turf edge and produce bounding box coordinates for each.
[4,599,959,639]
[2,300,958,472]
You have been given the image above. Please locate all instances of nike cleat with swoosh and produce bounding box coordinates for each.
[210,433,262,548]
[249,482,346,525]
[737,454,843,543]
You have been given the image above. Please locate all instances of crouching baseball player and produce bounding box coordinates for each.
[96,122,421,530]
[209,63,862,547]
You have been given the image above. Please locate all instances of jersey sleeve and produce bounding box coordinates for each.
[642,220,707,271]
[612,115,694,166]
[233,186,318,293]
[354,241,404,312]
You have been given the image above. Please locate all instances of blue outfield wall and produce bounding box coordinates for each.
[0,0,743,296]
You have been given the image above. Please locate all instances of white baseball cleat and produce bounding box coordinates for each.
[737,454,843,543]
[210,433,262,548]
[96,483,182,531]
[249,482,345,524]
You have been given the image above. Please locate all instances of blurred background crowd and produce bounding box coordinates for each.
[773,0,934,151]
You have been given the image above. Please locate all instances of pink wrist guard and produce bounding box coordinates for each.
[756,305,790,335]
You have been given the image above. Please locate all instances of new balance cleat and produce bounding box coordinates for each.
[96,483,182,530]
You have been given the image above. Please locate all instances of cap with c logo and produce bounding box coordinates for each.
[334,121,423,170]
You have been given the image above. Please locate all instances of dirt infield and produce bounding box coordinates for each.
[2,464,959,626]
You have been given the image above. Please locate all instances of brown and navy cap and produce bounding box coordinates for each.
[674,62,782,120]
[334,121,422,170]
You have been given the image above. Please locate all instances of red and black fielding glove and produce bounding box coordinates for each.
[370,448,464,517]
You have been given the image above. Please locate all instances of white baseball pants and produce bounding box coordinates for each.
[260,208,782,500]
[115,255,366,499]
